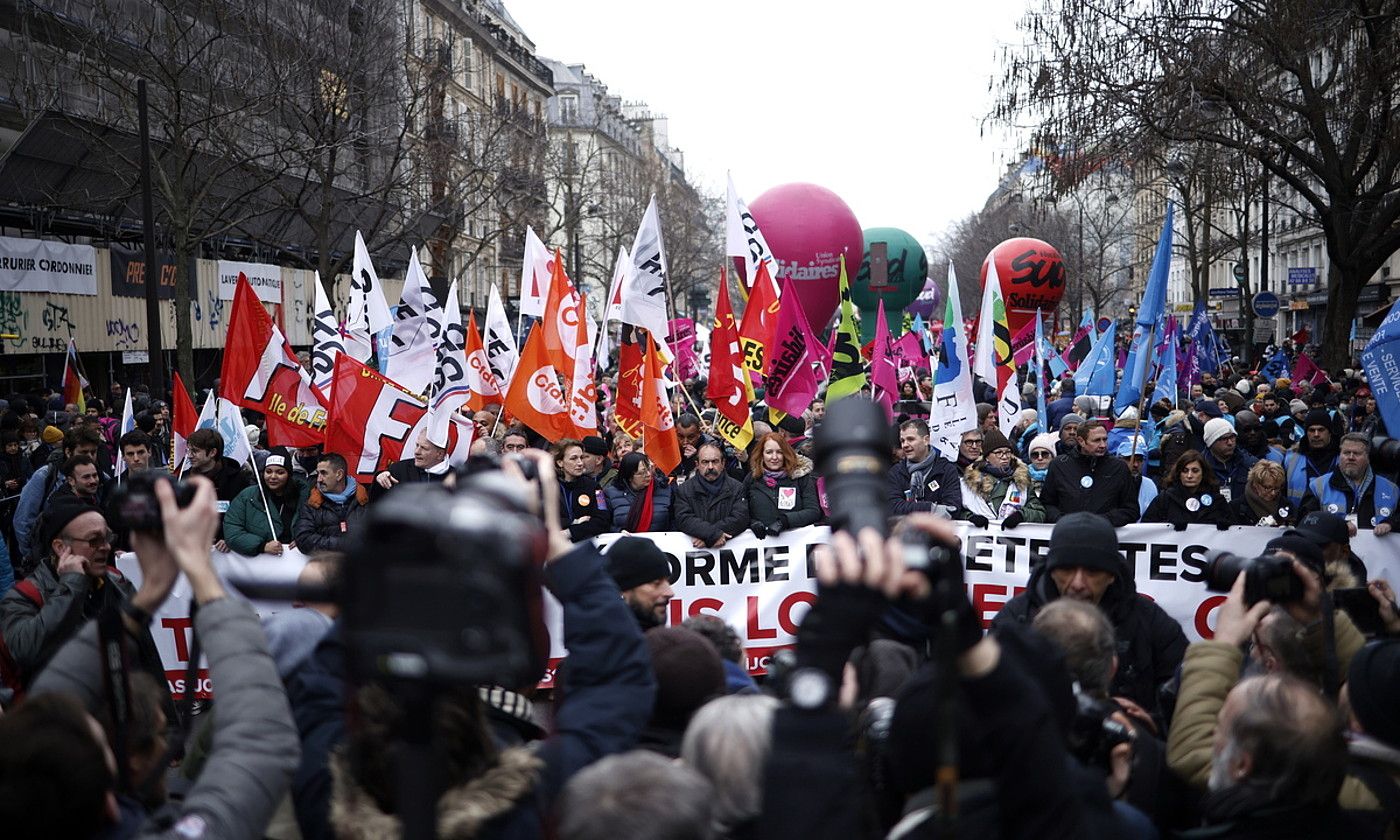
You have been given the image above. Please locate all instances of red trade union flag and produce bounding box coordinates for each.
[640,334,681,476]
[463,311,505,411]
[324,353,471,483]
[220,274,328,447]
[706,273,754,449]
[541,249,588,365]
[737,261,782,377]
[171,370,197,473]
[503,319,573,442]
[614,326,645,439]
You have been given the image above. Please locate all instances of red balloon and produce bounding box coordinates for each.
[979,238,1066,337]
[748,183,864,330]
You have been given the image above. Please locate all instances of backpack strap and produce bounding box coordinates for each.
[13,580,42,609]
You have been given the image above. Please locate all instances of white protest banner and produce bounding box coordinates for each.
[217,260,283,303]
[0,235,98,294]
[122,523,1400,696]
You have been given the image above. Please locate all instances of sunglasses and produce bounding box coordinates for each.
[63,530,115,549]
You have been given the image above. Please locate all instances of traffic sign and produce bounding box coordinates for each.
[1209,287,1240,297]
[1252,291,1281,318]
[1287,267,1317,285]
[1233,263,1247,282]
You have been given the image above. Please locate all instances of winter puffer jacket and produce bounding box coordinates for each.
[222,478,309,556]
[293,483,371,553]
[603,478,674,532]
[959,460,1048,523]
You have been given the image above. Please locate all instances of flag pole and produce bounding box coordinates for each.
[1129,320,1158,460]
[247,456,284,552]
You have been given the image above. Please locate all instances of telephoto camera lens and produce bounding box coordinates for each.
[814,397,894,539]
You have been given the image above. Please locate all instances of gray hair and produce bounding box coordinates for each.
[1338,432,1371,453]
[681,694,778,835]
[1032,599,1116,699]
[558,751,714,840]
[1211,674,1346,806]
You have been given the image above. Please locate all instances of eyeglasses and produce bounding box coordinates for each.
[1030,450,1053,459]
[987,448,1013,458]
[63,530,115,549]
[963,439,984,448]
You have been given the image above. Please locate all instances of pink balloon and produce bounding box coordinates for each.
[748,183,863,330]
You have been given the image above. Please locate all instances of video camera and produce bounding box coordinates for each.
[342,475,550,691]
[108,471,197,534]
[1203,550,1306,606]
[228,467,551,691]
[1371,436,1400,474]
[1067,690,1133,773]
[813,397,956,569]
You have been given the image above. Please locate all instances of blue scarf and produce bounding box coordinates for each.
[1028,464,1048,482]
[322,484,355,504]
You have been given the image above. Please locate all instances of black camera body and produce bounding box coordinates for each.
[1371,436,1400,474]
[1068,691,1133,772]
[1203,551,1306,606]
[343,478,550,692]
[813,397,894,539]
[108,470,197,533]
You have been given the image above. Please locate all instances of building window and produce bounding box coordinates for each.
[559,93,578,123]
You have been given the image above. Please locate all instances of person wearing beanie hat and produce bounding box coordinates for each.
[1273,404,1341,508]
[580,434,612,482]
[1056,412,1084,456]
[1201,417,1258,503]
[40,424,63,446]
[1025,432,1058,493]
[223,445,309,556]
[0,497,167,699]
[1337,639,1400,818]
[605,536,674,629]
[957,425,1047,529]
[991,512,1187,716]
[638,627,725,757]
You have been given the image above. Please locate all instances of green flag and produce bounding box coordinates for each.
[826,256,867,401]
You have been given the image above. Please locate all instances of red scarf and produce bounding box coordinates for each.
[626,478,656,532]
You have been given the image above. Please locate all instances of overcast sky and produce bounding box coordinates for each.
[507,0,1031,252]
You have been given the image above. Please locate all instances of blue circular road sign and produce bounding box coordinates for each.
[1252,291,1281,318]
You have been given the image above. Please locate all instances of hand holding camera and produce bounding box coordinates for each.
[1212,571,1274,647]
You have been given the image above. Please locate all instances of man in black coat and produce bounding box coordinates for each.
[1040,421,1140,526]
[991,512,1186,721]
[295,452,370,553]
[887,419,963,515]
[370,430,450,500]
[672,442,749,548]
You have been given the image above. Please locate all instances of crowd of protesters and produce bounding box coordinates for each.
[0,348,1397,839]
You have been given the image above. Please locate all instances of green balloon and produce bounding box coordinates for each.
[852,227,927,341]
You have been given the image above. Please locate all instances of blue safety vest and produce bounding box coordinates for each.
[1280,450,1336,508]
[1307,472,1399,527]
